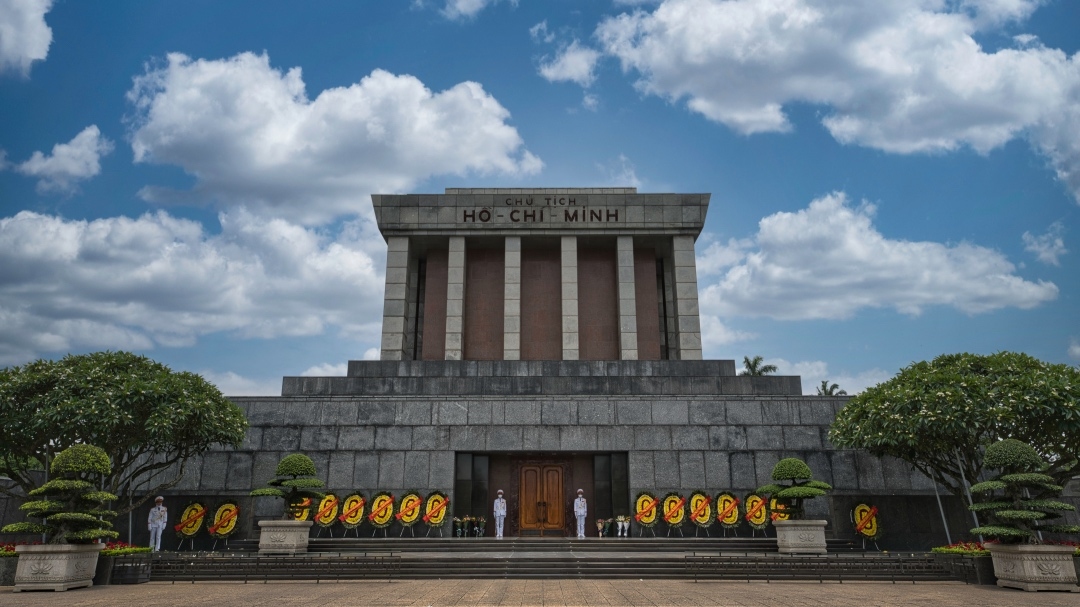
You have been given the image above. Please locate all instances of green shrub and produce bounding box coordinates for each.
[250,453,324,520]
[0,444,119,544]
[756,457,832,520]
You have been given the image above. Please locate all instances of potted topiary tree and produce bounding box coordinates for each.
[969,439,1080,592]
[756,457,832,554]
[250,453,325,554]
[1,444,119,591]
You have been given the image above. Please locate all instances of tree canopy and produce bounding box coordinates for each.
[828,352,1080,500]
[0,351,248,514]
[740,355,777,376]
[816,380,847,396]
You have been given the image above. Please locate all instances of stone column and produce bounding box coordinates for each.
[379,236,410,361]
[617,236,638,360]
[445,236,466,360]
[561,236,578,360]
[503,236,521,360]
[672,235,702,360]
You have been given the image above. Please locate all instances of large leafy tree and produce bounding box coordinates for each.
[0,351,248,515]
[829,352,1080,500]
[740,355,777,376]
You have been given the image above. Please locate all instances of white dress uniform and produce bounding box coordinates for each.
[148,500,168,551]
[574,492,587,539]
[493,493,507,538]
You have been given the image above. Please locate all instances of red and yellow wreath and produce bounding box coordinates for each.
[314,493,340,528]
[633,491,659,527]
[338,493,365,529]
[368,491,395,528]
[854,503,881,540]
[422,491,449,527]
[715,492,740,529]
[688,491,712,528]
[174,501,207,538]
[289,497,313,521]
[662,492,686,527]
[769,497,790,523]
[395,491,423,527]
[208,501,240,538]
[743,493,768,530]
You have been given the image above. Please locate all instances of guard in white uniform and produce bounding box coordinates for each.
[148,496,168,552]
[574,489,587,539]
[493,489,507,538]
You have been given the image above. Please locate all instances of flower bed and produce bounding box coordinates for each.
[931,542,995,585]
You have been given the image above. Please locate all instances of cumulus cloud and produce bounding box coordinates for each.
[127,52,541,224]
[770,358,891,395]
[200,370,282,397]
[698,192,1058,320]
[441,0,516,20]
[0,0,52,76]
[14,125,113,194]
[539,40,602,87]
[596,154,642,188]
[700,315,754,348]
[529,21,554,44]
[1022,221,1067,265]
[595,0,1080,202]
[0,208,386,365]
[301,362,348,376]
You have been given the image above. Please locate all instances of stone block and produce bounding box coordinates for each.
[375,426,413,451]
[560,426,597,450]
[782,426,822,450]
[320,402,358,426]
[429,451,455,488]
[671,426,709,450]
[300,425,339,451]
[308,451,330,485]
[199,452,229,490]
[633,427,672,450]
[357,402,397,425]
[411,426,449,450]
[542,400,576,425]
[337,426,375,450]
[804,451,833,487]
[396,402,432,425]
[596,426,634,450]
[678,451,705,489]
[252,452,280,489]
[745,425,782,450]
[726,401,763,425]
[704,451,731,489]
[240,427,263,451]
[488,426,524,451]
[761,401,797,425]
[523,426,559,451]
[378,452,405,488]
[403,452,430,487]
[437,401,469,425]
[327,451,354,491]
[799,400,837,426]
[856,452,886,491]
[652,400,689,425]
[628,451,654,488]
[689,400,726,425]
[449,426,489,450]
[262,426,301,451]
[468,400,493,425]
[653,452,679,487]
[246,401,284,426]
[577,400,614,425]
[729,452,756,491]
[881,456,913,491]
[616,401,651,425]
[353,452,378,488]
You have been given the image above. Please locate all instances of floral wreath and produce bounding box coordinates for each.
[715,492,740,529]
[634,491,659,528]
[853,503,882,541]
[688,490,712,529]
[395,490,424,527]
[314,493,340,528]
[662,491,686,527]
[289,497,313,521]
[367,491,395,529]
[208,501,240,538]
[769,497,790,523]
[423,491,449,528]
[174,500,207,538]
[743,492,768,530]
[338,493,366,529]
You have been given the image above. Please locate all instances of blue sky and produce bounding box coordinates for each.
[1,0,1077,395]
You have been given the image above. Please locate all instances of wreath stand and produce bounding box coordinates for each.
[210,536,230,552]
[666,525,684,537]
[637,526,656,538]
[399,525,416,538]
[425,525,445,538]
[372,527,388,538]
[175,537,195,551]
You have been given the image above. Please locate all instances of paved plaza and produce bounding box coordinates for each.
[1,579,1077,606]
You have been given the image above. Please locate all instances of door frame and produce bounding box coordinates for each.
[509,457,572,537]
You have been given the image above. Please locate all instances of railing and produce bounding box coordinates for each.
[151,551,401,584]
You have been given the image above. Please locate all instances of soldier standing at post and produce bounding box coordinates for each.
[148,496,167,552]
[574,489,587,539]
[493,489,507,538]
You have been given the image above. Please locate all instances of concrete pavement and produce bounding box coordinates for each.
[2,579,1078,606]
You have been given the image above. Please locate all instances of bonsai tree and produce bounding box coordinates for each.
[969,439,1080,542]
[756,457,832,519]
[250,453,325,519]
[1,444,119,544]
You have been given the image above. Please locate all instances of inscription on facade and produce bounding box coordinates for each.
[462,207,620,224]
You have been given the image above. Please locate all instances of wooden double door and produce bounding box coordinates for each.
[518,463,565,536]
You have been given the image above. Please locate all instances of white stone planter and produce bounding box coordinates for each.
[987,543,1079,592]
[774,519,827,554]
[12,543,104,592]
[258,519,313,555]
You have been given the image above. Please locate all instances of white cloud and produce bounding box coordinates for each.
[582,93,599,111]
[700,315,754,348]
[14,125,113,194]
[597,154,641,188]
[127,52,541,224]
[362,347,380,360]
[441,0,516,20]
[1070,339,1080,361]
[539,40,602,87]
[301,362,348,376]
[200,370,282,396]
[698,192,1058,320]
[770,358,891,395]
[529,21,554,44]
[0,208,386,365]
[0,0,52,76]
[1022,221,1067,265]
[595,0,1080,202]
